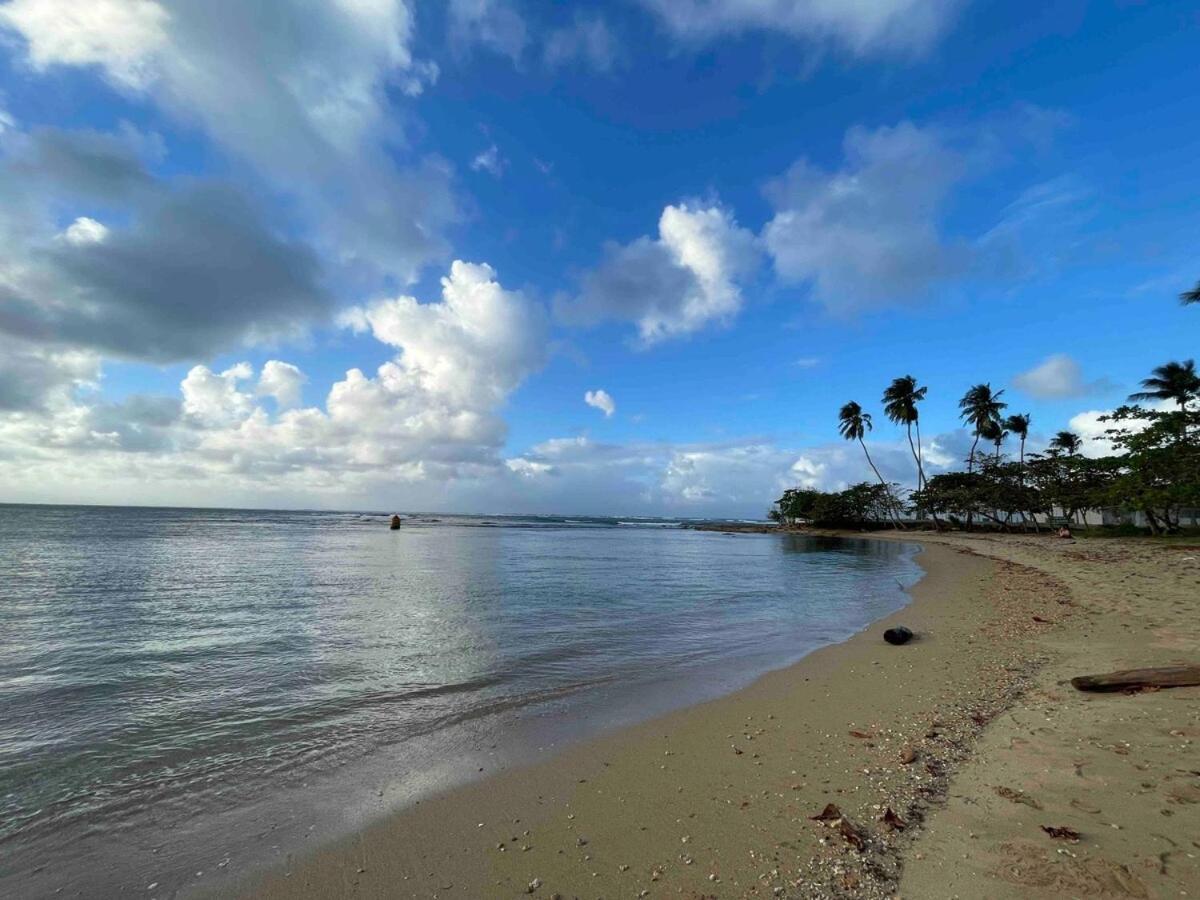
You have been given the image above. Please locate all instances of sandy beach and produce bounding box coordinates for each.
[236,534,1200,899]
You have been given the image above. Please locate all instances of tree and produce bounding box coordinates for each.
[1048,431,1083,456]
[1182,281,1200,305]
[959,383,1007,473]
[1004,413,1032,466]
[981,418,1008,461]
[882,375,929,490]
[837,401,902,528]
[1100,405,1200,533]
[1128,359,1200,411]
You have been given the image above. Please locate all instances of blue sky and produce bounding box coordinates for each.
[0,0,1196,515]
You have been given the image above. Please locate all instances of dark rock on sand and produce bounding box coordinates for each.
[884,626,913,645]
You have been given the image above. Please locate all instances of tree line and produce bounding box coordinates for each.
[771,285,1199,535]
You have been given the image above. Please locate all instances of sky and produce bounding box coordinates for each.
[0,0,1197,517]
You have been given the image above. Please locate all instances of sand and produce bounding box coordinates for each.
[236,534,1200,899]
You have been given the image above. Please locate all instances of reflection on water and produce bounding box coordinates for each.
[0,505,920,896]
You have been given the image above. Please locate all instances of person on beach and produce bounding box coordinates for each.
[1057,524,1072,538]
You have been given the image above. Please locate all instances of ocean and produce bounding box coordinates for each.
[0,504,921,897]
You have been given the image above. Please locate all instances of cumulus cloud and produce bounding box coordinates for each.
[0,0,455,280]
[763,121,970,311]
[257,360,308,409]
[60,216,109,245]
[1012,353,1110,399]
[584,389,616,417]
[0,260,552,506]
[559,203,760,344]
[181,362,256,425]
[638,0,961,56]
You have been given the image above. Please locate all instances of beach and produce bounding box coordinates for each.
[235,533,1199,898]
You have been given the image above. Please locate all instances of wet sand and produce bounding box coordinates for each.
[237,534,1199,899]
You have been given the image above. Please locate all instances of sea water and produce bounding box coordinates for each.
[0,504,921,897]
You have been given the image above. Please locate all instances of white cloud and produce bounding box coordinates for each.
[470,144,506,177]
[763,122,970,311]
[0,0,455,281]
[1012,353,1109,399]
[1065,401,1168,458]
[639,0,960,56]
[0,0,168,88]
[449,0,527,61]
[0,259,554,507]
[559,202,760,344]
[59,215,109,245]
[584,389,615,417]
[341,260,548,410]
[181,362,255,425]
[257,360,307,409]
[544,15,618,71]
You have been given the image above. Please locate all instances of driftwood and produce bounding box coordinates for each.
[1070,665,1200,693]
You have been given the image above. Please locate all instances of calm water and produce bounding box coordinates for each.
[0,505,921,897]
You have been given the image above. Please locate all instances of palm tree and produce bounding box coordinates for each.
[1049,431,1083,456]
[1004,413,1032,466]
[981,419,1008,460]
[1128,359,1200,410]
[838,401,901,528]
[882,375,928,490]
[1181,282,1200,305]
[958,383,1008,472]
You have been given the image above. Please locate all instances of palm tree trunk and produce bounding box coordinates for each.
[915,420,925,486]
[859,437,903,529]
[966,432,980,530]
[905,423,923,490]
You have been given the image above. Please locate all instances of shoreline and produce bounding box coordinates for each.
[235,533,1199,898]
[231,539,1022,898]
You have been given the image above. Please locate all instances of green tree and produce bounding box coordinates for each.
[959,383,1007,473]
[1100,405,1200,533]
[1004,413,1032,466]
[1128,359,1200,410]
[882,375,929,490]
[1048,430,1083,456]
[837,401,901,528]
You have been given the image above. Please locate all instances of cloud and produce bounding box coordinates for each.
[763,121,970,311]
[449,0,528,61]
[638,0,961,56]
[584,389,616,417]
[0,335,99,411]
[181,362,256,425]
[0,260,553,506]
[558,203,760,344]
[544,15,618,71]
[471,143,506,177]
[0,171,332,362]
[0,0,455,281]
[340,260,549,410]
[60,216,109,245]
[1012,353,1111,399]
[0,0,168,88]
[257,360,308,409]
[1064,400,1170,458]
